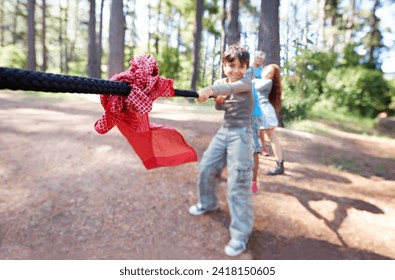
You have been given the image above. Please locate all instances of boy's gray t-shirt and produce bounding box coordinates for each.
[210,76,253,128]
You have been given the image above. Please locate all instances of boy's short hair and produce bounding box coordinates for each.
[222,44,250,68]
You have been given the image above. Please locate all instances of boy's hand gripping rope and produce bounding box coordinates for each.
[0,67,199,98]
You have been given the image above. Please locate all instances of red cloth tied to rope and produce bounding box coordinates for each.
[94,54,197,169]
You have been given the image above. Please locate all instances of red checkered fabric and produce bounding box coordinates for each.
[95,54,174,133]
[94,55,197,169]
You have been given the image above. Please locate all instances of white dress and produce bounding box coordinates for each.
[253,79,278,129]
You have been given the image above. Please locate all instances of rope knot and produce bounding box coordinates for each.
[95,54,174,134]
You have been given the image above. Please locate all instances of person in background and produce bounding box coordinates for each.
[254,64,285,176]
[188,44,254,257]
[246,51,270,156]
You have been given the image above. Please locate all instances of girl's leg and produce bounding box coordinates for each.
[251,116,261,193]
[265,128,285,175]
[252,152,259,183]
[259,129,270,156]
[265,128,282,161]
[259,129,265,147]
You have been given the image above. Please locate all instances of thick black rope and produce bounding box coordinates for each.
[0,67,199,98]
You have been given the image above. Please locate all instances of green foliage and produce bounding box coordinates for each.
[281,78,309,123]
[0,45,26,68]
[204,1,220,36]
[385,77,395,115]
[67,60,89,76]
[341,43,362,66]
[323,66,391,118]
[282,47,393,123]
[281,49,337,123]
[203,18,220,36]
[156,45,182,82]
[206,1,219,14]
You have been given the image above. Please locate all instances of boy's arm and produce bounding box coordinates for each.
[198,87,214,102]
[197,79,220,102]
[211,77,251,97]
[197,77,252,102]
[213,79,226,110]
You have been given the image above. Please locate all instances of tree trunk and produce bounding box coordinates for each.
[211,35,219,84]
[329,1,338,52]
[107,0,125,78]
[58,5,64,72]
[190,0,204,91]
[345,0,356,44]
[12,1,21,44]
[27,0,36,70]
[319,0,327,48]
[63,2,70,74]
[98,0,105,77]
[153,0,162,54]
[88,0,100,78]
[202,36,207,81]
[220,0,227,77]
[0,0,4,46]
[227,0,239,45]
[147,1,152,53]
[284,10,290,73]
[258,0,280,66]
[176,11,182,53]
[41,0,47,72]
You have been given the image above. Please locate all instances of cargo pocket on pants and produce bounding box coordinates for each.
[236,161,252,186]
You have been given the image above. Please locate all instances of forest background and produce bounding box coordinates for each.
[0,0,394,125]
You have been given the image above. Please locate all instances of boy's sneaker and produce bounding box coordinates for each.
[188,204,218,216]
[224,239,247,257]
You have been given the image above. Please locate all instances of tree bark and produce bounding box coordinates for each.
[27,0,36,70]
[12,1,21,44]
[107,0,125,78]
[88,0,100,78]
[220,0,227,77]
[190,0,204,91]
[258,0,280,66]
[0,0,4,46]
[98,0,105,77]
[41,0,47,71]
[227,0,240,45]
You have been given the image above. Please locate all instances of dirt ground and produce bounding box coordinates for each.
[0,91,394,260]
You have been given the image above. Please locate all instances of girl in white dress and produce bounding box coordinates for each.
[254,64,285,175]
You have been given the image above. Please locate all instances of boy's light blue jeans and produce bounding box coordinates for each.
[196,126,254,243]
